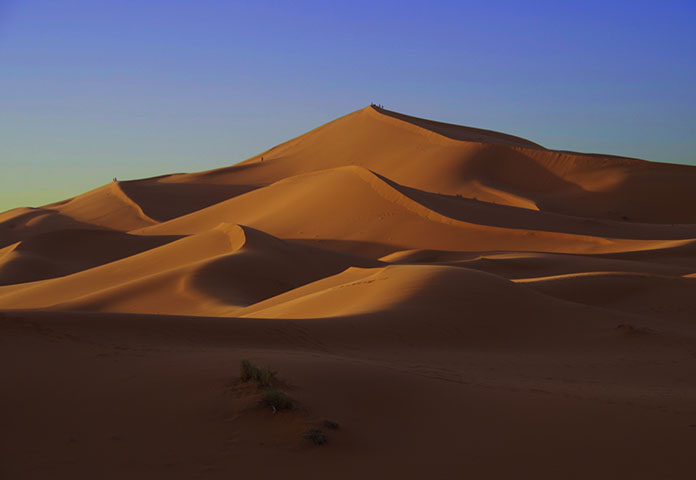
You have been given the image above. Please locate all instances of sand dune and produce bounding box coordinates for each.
[381,249,696,279]
[0,229,176,285]
[0,224,378,315]
[135,165,688,258]
[236,264,634,349]
[518,271,696,324]
[118,176,260,221]
[373,106,546,148]
[164,106,696,224]
[0,182,157,250]
[2,106,696,479]
[44,181,159,230]
[0,223,243,308]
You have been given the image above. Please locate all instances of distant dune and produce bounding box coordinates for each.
[2,106,695,479]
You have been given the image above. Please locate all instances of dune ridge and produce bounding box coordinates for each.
[134,165,692,259]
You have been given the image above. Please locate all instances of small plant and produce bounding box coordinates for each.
[260,388,294,411]
[304,428,327,445]
[323,419,339,430]
[240,360,277,387]
[240,359,255,382]
[257,366,277,387]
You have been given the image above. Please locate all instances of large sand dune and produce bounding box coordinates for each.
[2,106,695,479]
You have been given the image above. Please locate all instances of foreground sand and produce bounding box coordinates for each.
[1,106,695,479]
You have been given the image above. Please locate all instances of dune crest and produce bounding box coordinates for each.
[368,105,545,148]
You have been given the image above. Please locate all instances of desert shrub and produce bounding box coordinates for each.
[240,359,256,382]
[304,428,327,445]
[257,366,277,387]
[240,360,277,387]
[260,388,294,411]
[323,419,339,430]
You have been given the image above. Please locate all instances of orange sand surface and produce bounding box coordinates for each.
[2,106,695,479]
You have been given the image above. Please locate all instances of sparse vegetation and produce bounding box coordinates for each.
[260,388,295,411]
[239,360,295,412]
[304,428,327,445]
[238,361,341,445]
[323,419,339,430]
[240,359,277,387]
[240,359,254,381]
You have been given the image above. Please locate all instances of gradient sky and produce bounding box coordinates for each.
[1,0,695,212]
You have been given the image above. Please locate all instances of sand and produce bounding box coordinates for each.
[1,105,695,479]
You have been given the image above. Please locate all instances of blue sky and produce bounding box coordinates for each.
[1,0,695,211]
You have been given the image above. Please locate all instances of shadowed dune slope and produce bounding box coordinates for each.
[0,224,246,309]
[117,176,260,221]
[373,106,545,148]
[0,225,379,315]
[42,181,158,230]
[236,264,633,349]
[381,249,696,279]
[375,172,696,240]
[0,182,156,248]
[0,206,108,249]
[168,106,696,223]
[0,229,177,285]
[135,165,684,258]
[518,272,696,323]
[3,306,695,480]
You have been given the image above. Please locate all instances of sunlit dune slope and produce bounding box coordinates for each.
[237,264,630,348]
[0,224,378,315]
[0,182,156,248]
[118,176,260,221]
[0,223,241,308]
[134,165,681,258]
[0,229,176,285]
[2,104,696,315]
[168,105,696,224]
[41,181,157,230]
